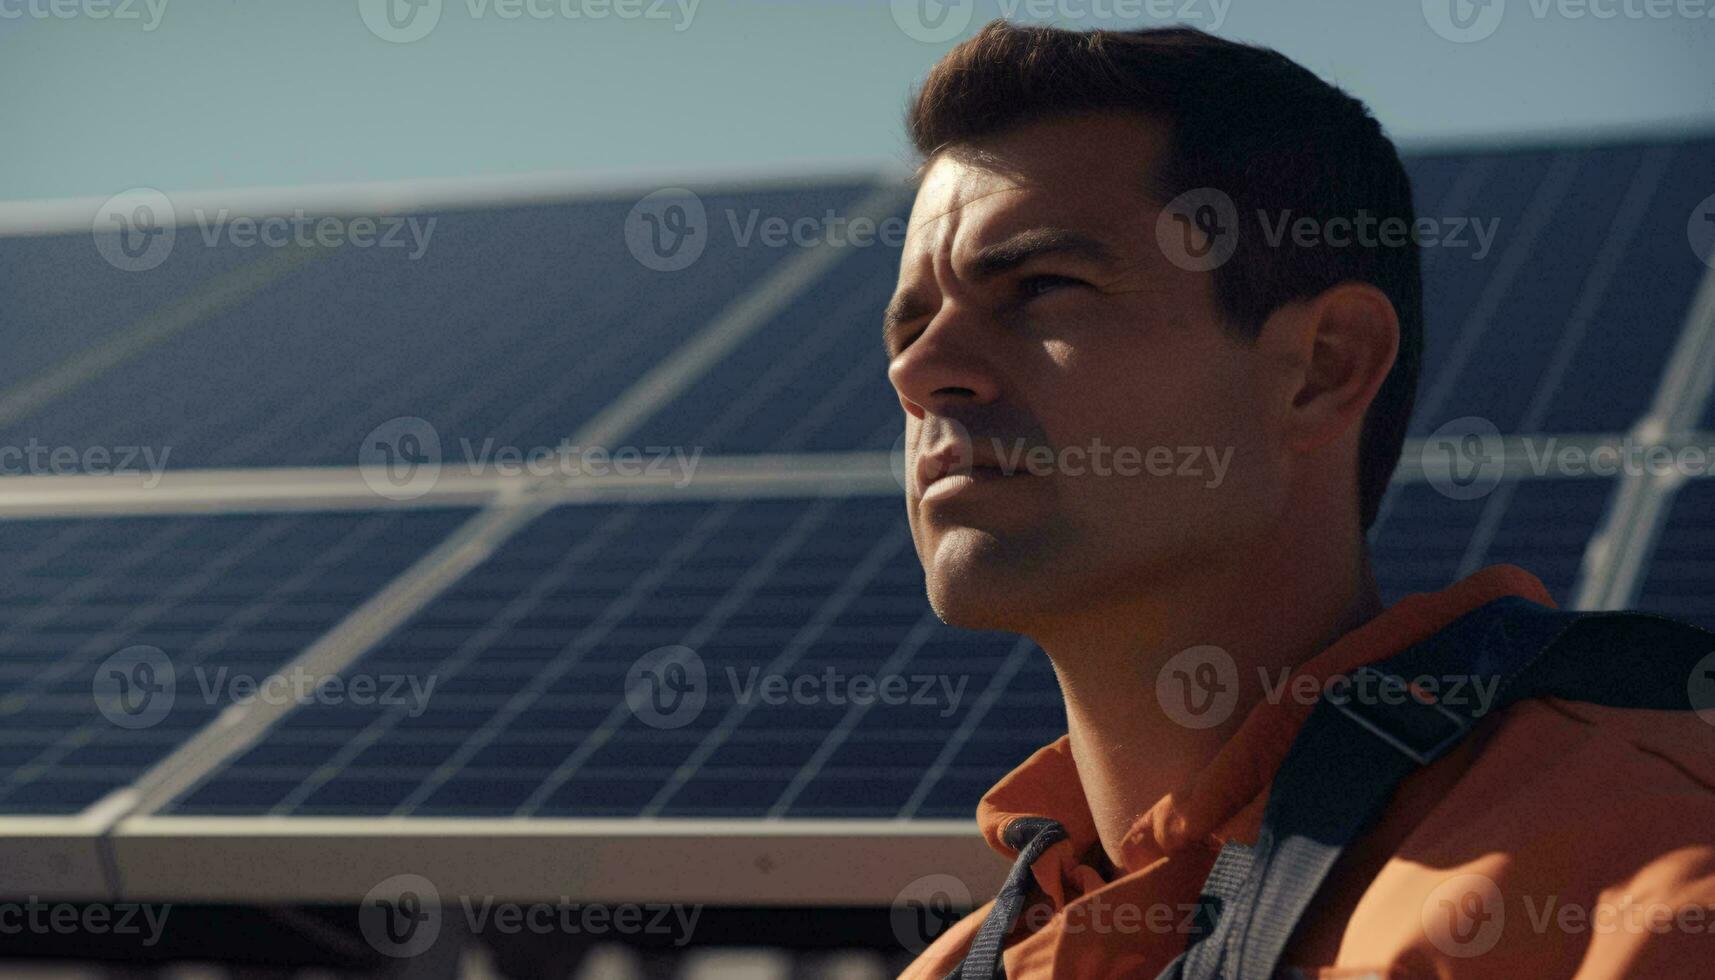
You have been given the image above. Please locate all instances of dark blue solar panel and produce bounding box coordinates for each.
[0,226,261,393]
[1410,138,1715,436]
[165,497,1060,819]
[627,138,1715,454]
[624,205,907,455]
[1370,477,1616,606]
[165,475,1618,820]
[1635,480,1715,632]
[0,506,472,814]
[0,184,873,470]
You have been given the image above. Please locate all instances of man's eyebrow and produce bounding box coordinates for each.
[967,227,1119,279]
[882,228,1118,356]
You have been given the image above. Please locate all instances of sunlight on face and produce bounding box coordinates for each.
[885,113,1282,632]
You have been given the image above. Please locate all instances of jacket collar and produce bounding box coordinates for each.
[973,565,1555,898]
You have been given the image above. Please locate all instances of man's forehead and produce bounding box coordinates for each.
[902,115,1168,254]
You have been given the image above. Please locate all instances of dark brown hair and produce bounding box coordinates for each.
[907,21,1422,530]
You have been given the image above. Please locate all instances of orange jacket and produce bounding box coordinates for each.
[901,566,1715,978]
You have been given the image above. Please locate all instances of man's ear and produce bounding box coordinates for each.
[1274,281,1400,455]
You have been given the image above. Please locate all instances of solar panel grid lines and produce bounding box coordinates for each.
[636,517,913,818]
[1449,148,1677,581]
[0,182,896,474]
[2,139,1711,851]
[105,499,560,821]
[236,505,649,817]
[0,508,475,814]
[73,180,917,820]
[765,608,941,818]
[394,497,829,817]
[895,635,1039,821]
[0,510,408,801]
[568,182,914,455]
[1636,481,1715,630]
[1574,265,1715,611]
[1408,151,1582,438]
[681,276,883,452]
[511,497,847,817]
[1366,152,1500,537]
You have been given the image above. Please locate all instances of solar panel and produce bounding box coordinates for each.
[1634,480,1715,631]
[0,185,875,470]
[1371,477,1617,604]
[1,133,1711,908]
[625,139,1715,459]
[0,225,260,394]
[162,497,1056,820]
[0,506,473,813]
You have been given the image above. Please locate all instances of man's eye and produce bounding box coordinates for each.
[1019,274,1085,299]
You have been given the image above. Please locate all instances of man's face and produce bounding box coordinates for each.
[885,112,1288,632]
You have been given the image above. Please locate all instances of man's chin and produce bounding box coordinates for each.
[920,527,1058,633]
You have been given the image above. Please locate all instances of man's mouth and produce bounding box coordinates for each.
[916,444,1017,501]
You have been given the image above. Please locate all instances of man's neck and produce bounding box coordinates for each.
[1033,533,1383,871]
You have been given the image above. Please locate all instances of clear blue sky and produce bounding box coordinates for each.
[3,0,1713,201]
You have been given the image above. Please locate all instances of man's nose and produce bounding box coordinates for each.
[887,304,1003,418]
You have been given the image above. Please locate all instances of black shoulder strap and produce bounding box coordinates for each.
[1162,597,1715,980]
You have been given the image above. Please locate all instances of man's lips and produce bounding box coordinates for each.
[915,443,1020,499]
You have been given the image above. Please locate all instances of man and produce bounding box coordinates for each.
[886,21,1715,979]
